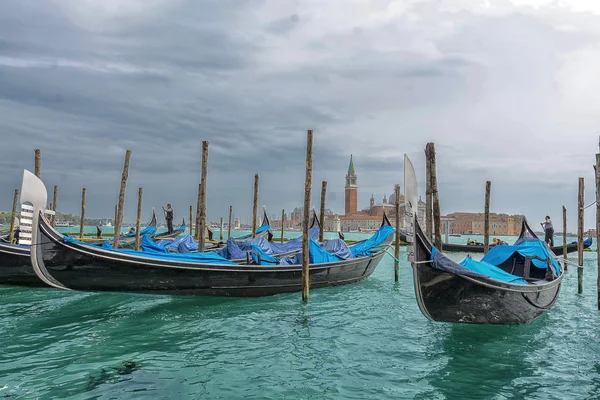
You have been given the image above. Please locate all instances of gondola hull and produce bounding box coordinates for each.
[412,222,562,324]
[33,213,387,296]
[0,243,43,287]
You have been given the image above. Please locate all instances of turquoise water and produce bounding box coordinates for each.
[1,235,600,398]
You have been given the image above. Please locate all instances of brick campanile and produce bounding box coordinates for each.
[345,154,358,215]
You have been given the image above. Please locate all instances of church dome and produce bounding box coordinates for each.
[388,189,404,204]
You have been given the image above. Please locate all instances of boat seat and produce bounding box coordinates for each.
[523,255,554,281]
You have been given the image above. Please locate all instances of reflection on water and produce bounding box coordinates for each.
[422,321,542,399]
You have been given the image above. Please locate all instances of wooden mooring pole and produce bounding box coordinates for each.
[114,204,118,229]
[394,184,400,282]
[51,186,58,227]
[34,149,41,178]
[281,209,285,243]
[219,217,224,241]
[484,181,491,254]
[79,188,86,239]
[198,141,209,251]
[228,206,233,240]
[195,184,201,242]
[562,205,568,272]
[252,174,259,238]
[112,150,131,249]
[189,205,193,237]
[8,189,18,243]
[578,177,584,294]
[427,143,442,250]
[302,130,313,303]
[319,181,327,242]
[425,146,433,240]
[135,188,143,251]
[595,154,600,309]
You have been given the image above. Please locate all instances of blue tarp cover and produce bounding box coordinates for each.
[481,239,561,275]
[64,234,235,265]
[430,234,562,284]
[155,235,198,253]
[349,225,394,257]
[430,246,528,284]
[124,226,156,238]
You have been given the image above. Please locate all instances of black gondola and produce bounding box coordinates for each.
[440,238,592,255]
[404,155,563,325]
[20,170,394,296]
[0,241,43,287]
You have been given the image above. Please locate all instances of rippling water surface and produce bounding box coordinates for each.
[2,244,600,399]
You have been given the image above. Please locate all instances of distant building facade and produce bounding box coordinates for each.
[443,212,521,236]
[323,156,426,232]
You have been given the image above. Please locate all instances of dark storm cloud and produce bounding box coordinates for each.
[1,0,600,230]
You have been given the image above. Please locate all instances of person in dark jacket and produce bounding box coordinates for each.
[541,215,554,246]
[162,204,174,234]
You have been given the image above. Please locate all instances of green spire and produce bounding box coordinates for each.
[348,154,355,174]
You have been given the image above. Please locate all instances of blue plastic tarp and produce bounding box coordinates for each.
[320,239,353,260]
[155,235,198,253]
[124,226,156,238]
[430,246,528,284]
[64,234,235,264]
[481,240,560,275]
[349,225,394,257]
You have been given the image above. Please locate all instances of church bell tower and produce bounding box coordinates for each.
[345,155,358,215]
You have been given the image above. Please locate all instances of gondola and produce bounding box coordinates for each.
[19,170,394,296]
[82,210,158,248]
[404,155,563,324]
[440,237,592,255]
[153,218,186,240]
[0,241,44,287]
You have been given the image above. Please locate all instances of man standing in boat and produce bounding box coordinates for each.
[162,204,174,234]
[541,215,554,246]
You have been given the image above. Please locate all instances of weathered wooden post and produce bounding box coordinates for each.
[198,141,209,251]
[427,143,442,249]
[195,184,201,241]
[79,188,86,239]
[578,177,584,294]
[562,206,568,272]
[302,130,313,302]
[114,204,118,230]
[394,184,401,282]
[34,149,41,178]
[281,209,285,243]
[425,145,433,240]
[135,188,143,251]
[484,180,491,254]
[189,205,193,237]
[8,189,18,243]
[112,150,131,249]
[252,174,259,238]
[319,181,327,242]
[219,217,224,241]
[595,154,600,309]
[228,206,233,240]
[51,185,58,227]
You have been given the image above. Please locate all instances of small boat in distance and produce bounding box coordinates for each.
[54,220,73,227]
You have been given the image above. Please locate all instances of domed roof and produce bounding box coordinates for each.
[388,188,404,204]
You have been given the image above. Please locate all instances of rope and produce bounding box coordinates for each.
[582,201,597,210]
[383,249,402,263]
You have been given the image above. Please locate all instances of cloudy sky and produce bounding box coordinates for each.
[1,0,600,230]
